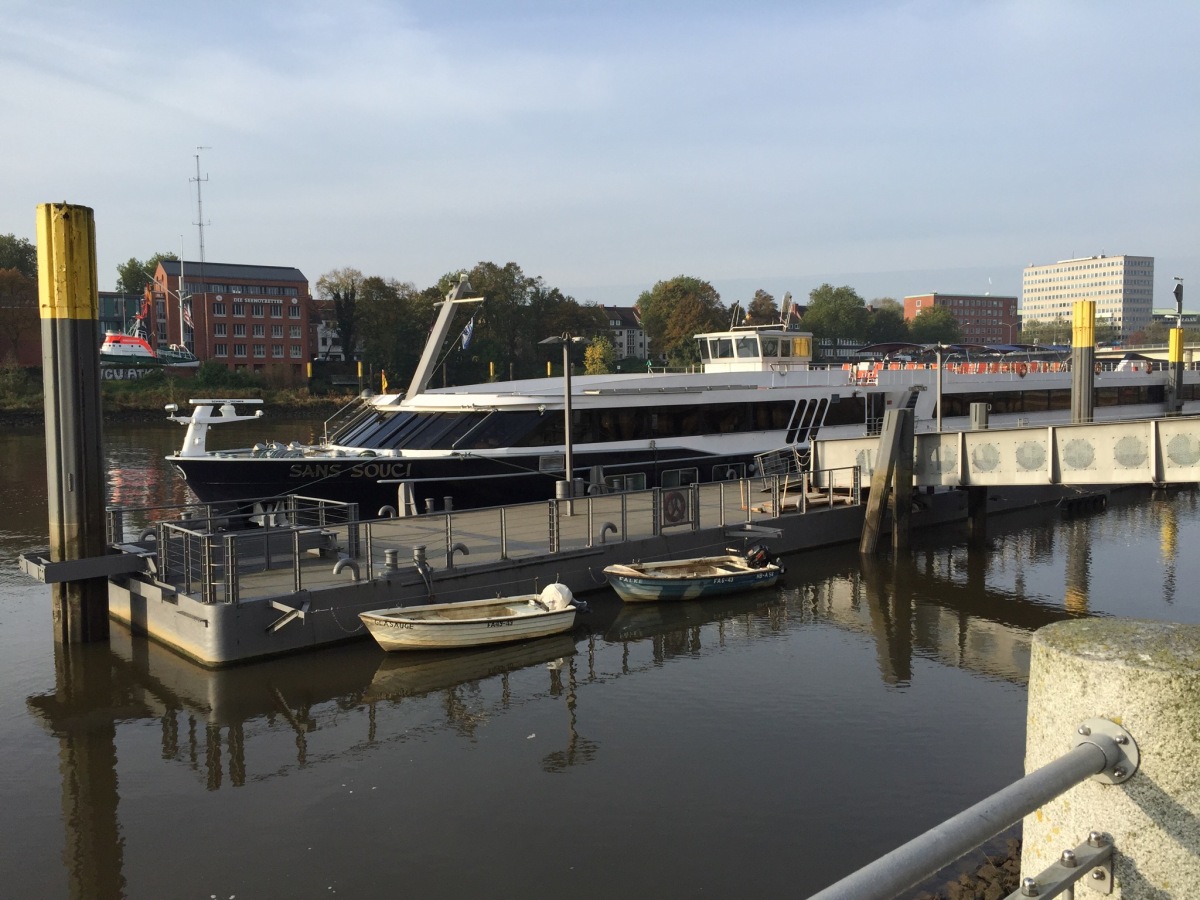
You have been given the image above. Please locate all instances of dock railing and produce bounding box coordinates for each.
[116,467,862,605]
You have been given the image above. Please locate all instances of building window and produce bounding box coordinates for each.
[212,302,226,316]
[253,324,265,338]
[233,323,246,337]
[291,345,302,358]
[232,302,245,317]
[214,323,227,337]
[253,344,266,358]
[290,325,302,339]
[288,305,301,319]
[214,343,228,357]
[271,325,283,338]
[233,343,247,357]
[270,303,283,318]
[272,345,284,358]
[252,304,264,317]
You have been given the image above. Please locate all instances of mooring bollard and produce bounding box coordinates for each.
[37,203,108,643]
[1023,619,1200,895]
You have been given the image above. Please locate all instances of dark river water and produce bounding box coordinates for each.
[2,419,1198,898]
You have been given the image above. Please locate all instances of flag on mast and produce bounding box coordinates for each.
[460,315,475,350]
[183,301,194,329]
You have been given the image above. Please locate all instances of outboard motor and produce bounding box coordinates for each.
[745,544,771,569]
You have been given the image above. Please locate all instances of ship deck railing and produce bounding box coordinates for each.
[107,466,862,606]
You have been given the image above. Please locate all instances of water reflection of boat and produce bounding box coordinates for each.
[604,588,783,643]
[364,633,577,702]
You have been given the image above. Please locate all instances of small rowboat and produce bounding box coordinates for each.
[360,584,579,651]
[603,544,783,603]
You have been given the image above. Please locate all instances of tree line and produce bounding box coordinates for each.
[8,231,1190,388]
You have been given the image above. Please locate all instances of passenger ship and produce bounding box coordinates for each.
[167,284,1200,514]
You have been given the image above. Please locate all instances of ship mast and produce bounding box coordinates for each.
[189,147,211,349]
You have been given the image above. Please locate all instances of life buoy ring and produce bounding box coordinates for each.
[662,489,688,525]
[1015,362,1028,378]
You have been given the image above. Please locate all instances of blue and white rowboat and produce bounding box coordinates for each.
[603,546,783,603]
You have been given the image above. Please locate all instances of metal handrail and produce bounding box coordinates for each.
[809,719,1138,900]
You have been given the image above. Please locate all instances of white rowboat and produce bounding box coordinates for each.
[360,584,578,652]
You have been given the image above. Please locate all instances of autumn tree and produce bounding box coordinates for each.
[635,276,726,366]
[116,252,178,294]
[317,267,365,360]
[584,336,617,374]
[0,234,36,279]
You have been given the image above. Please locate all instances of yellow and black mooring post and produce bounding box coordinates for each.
[37,203,108,642]
[1070,299,1095,425]
[1168,280,1185,415]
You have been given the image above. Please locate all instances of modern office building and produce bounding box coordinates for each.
[152,260,314,382]
[903,293,1020,345]
[1021,255,1154,338]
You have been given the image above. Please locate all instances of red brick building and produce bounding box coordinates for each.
[153,261,315,382]
[903,292,1020,345]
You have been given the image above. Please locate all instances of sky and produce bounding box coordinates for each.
[3,0,1198,309]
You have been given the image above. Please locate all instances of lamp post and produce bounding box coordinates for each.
[935,343,947,432]
[539,333,587,501]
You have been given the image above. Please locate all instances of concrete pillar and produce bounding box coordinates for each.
[1022,619,1200,895]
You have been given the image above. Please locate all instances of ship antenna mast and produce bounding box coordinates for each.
[189,147,211,348]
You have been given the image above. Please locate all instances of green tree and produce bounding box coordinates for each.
[0,234,37,279]
[584,336,617,374]
[635,276,726,366]
[460,262,601,383]
[745,289,778,325]
[865,299,909,344]
[317,267,365,360]
[800,284,869,351]
[908,306,963,343]
[355,276,434,391]
[116,252,178,294]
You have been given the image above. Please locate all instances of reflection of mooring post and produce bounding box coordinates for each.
[37,203,108,642]
[966,402,989,545]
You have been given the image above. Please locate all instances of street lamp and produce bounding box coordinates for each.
[539,333,587,500]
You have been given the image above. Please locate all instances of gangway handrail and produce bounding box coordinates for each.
[808,718,1139,899]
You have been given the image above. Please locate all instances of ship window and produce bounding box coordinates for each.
[735,336,759,358]
[699,340,711,361]
[662,467,698,488]
[462,411,544,449]
[331,410,394,447]
[605,473,646,492]
[713,463,745,480]
[712,338,734,359]
[400,412,491,450]
[761,337,779,356]
[821,395,864,427]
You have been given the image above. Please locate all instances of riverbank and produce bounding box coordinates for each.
[0,396,354,428]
